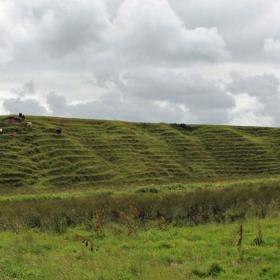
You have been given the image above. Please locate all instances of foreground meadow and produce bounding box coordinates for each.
[0,217,279,280]
[0,178,279,279]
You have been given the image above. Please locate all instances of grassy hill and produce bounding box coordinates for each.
[1,115,280,189]
[2,115,280,280]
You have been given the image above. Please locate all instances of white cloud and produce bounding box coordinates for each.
[169,0,280,62]
[3,97,47,116]
[0,1,30,65]
[35,0,110,57]
[264,38,280,60]
[109,0,230,65]
[230,93,273,126]
[119,67,234,120]
[2,69,231,124]
[227,72,280,126]
[1,0,280,126]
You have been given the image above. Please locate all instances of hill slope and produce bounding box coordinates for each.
[1,115,280,188]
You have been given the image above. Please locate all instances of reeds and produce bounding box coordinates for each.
[118,207,138,236]
[236,224,243,251]
[94,209,105,237]
[252,224,264,246]
[0,184,279,232]
[75,234,94,252]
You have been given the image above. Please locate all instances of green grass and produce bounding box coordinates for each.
[0,175,279,203]
[0,181,279,233]
[0,217,280,279]
[2,115,280,190]
[2,115,280,279]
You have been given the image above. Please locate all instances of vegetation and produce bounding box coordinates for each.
[0,217,280,279]
[2,115,280,189]
[0,183,279,232]
[1,115,280,279]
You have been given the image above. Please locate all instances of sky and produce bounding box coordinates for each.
[0,0,280,126]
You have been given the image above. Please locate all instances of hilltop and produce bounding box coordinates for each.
[1,115,280,189]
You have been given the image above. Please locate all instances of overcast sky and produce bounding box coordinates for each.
[1,0,280,126]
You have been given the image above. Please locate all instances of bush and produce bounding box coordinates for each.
[136,187,160,193]
[0,184,279,232]
[192,263,224,278]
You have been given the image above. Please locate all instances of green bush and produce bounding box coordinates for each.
[192,263,224,278]
[136,187,160,193]
[0,184,279,232]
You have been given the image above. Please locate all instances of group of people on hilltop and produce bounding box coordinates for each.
[18,112,25,120]
[0,113,63,134]
[19,113,33,128]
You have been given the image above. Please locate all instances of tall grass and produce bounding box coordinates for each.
[0,184,279,232]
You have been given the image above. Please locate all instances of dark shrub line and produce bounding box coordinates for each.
[0,185,279,232]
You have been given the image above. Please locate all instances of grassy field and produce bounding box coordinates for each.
[0,217,280,280]
[1,115,280,279]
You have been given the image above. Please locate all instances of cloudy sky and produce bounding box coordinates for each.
[1,0,280,126]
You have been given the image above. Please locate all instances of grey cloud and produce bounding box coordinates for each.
[0,0,111,69]
[109,0,230,65]
[68,98,185,123]
[44,69,234,124]
[9,71,280,127]
[264,38,280,60]
[40,72,280,126]
[14,81,36,97]
[3,97,47,115]
[1,0,280,127]
[169,0,268,30]
[169,0,277,61]
[228,72,279,98]
[45,88,186,122]
[227,72,280,125]
[36,0,110,57]
[121,68,234,117]
[46,92,67,115]
[1,0,230,69]
[104,0,124,19]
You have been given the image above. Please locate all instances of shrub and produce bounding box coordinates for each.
[0,184,279,232]
[192,263,224,278]
[136,187,160,193]
[252,224,265,246]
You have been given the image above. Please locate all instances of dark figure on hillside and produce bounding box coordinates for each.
[56,128,62,134]
[18,113,25,120]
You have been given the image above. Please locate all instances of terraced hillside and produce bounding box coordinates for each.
[1,115,280,189]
